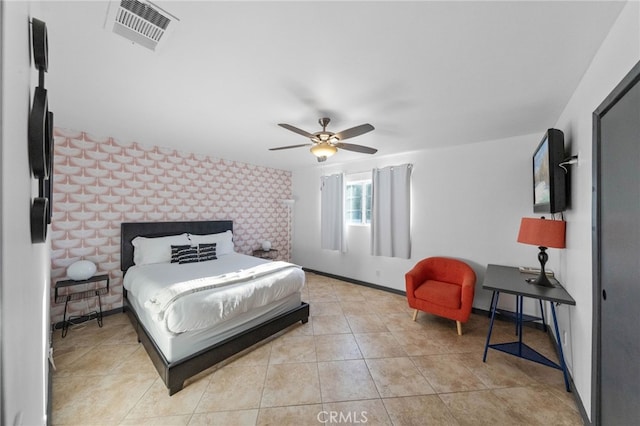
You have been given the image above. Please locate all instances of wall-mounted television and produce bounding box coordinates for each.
[532,128,566,213]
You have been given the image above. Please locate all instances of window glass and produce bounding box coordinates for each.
[346,180,371,225]
[365,182,372,223]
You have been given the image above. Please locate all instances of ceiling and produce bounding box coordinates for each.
[39,1,626,171]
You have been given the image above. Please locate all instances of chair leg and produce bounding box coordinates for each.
[456,321,462,336]
[412,309,419,321]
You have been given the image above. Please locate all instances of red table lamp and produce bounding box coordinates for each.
[517,217,566,287]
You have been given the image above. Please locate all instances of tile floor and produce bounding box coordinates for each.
[51,272,583,425]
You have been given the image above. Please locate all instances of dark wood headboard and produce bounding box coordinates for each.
[120,220,233,273]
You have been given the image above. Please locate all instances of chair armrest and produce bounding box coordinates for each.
[459,272,476,312]
[405,260,430,296]
[405,271,419,296]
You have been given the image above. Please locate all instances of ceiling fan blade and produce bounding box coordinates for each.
[278,123,315,139]
[334,123,375,140]
[269,143,312,151]
[335,142,377,154]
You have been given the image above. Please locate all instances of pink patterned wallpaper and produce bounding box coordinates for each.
[50,128,293,326]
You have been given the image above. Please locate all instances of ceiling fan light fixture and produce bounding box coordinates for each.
[310,142,337,158]
[274,117,375,159]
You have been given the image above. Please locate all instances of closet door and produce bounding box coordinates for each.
[593,61,640,425]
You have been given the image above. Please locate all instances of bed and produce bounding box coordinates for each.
[120,220,309,395]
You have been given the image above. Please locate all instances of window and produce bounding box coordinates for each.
[346,180,371,225]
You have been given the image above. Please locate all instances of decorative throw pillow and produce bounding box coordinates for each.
[170,245,191,263]
[198,243,217,261]
[176,246,198,264]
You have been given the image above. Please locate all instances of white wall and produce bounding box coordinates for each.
[0,2,634,424]
[1,2,50,425]
[291,2,640,422]
[553,1,640,420]
[292,132,549,314]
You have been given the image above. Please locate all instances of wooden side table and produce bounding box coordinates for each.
[252,248,279,260]
[55,274,109,337]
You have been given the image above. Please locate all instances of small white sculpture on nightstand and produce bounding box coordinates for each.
[261,241,272,251]
[67,260,97,281]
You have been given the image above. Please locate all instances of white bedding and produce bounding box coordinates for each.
[123,253,305,335]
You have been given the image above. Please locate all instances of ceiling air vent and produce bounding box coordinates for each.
[105,0,179,51]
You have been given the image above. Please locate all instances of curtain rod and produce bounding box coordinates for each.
[324,163,413,176]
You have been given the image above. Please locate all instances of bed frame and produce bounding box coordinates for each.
[120,220,310,395]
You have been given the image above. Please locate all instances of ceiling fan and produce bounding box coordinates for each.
[270,118,376,162]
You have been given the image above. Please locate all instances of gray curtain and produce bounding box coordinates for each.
[371,164,412,258]
[320,173,345,251]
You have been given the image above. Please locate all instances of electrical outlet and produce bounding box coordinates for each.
[562,330,568,346]
[375,270,380,277]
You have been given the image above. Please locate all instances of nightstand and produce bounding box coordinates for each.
[252,248,279,260]
[55,274,109,337]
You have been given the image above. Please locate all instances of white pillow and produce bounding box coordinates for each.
[188,230,234,255]
[132,233,191,265]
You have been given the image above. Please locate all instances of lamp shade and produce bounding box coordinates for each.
[517,217,566,248]
[310,142,337,158]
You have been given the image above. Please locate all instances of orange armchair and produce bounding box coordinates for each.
[405,257,476,335]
